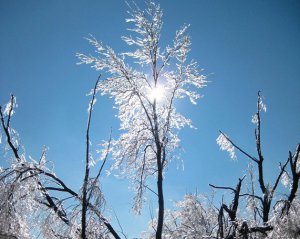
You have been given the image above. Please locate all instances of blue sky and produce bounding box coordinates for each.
[1,0,300,237]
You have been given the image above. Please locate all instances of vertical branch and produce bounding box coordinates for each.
[248,163,258,222]
[218,202,224,238]
[287,144,300,206]
[231,177,244,221]
[81,75,100,239]
[146,13,164,238]
[156,142,164,239]
[255,91,266,195]
[255,92,263,161]
[0,95,20,161]
[153,86,165,239]
[153,84,164,239]
[254,91,271,223]
[6,94,15,129]
[210,177,244,238]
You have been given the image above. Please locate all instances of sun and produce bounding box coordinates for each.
[148,85,165,103]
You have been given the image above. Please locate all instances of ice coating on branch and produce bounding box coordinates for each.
[216,133,237,160]
[280,171,290,188]
[259,97,267,112]
[297,159,300,172]
[251,95,266,125]
[251,114,258,125]
[87,98,97,113]
[3,96,17,116]
[143,193,218,238]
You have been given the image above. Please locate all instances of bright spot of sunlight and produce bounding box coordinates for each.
[148,85,165,103]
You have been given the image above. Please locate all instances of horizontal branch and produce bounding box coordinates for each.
[209,184,236,193]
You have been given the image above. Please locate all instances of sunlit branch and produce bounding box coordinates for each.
[219,130,258,163]
[82,75,100,239]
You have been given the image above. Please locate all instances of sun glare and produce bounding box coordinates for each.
[148,85,165,103]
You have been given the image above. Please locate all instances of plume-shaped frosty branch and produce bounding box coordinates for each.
[216,133,237,160]
[251,93,266,125]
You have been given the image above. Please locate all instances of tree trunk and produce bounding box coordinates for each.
[156,149,164,239]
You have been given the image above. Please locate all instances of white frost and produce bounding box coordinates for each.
[216,133,237,160]
[281,171,290,188]
[3,97,17,116]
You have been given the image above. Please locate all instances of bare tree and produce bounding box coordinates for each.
[216,91,300,238]
[210,176,245,238]
[0,88,121,239]
[77,1,206,238]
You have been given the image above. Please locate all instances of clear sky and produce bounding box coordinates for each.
[1,0,300,237]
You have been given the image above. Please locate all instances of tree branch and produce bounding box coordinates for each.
[219,131,258,163]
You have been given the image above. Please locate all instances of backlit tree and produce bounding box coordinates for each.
[77,1,206,238]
